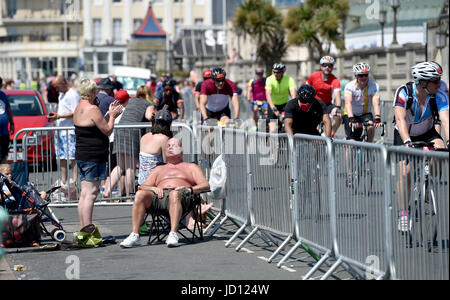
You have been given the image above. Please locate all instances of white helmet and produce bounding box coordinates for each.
[411,62,443,83]
[353,62,371,75]
[320,56,335,65]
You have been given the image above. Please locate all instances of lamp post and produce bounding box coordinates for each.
[379,9,387,48]
[389,0,400,45]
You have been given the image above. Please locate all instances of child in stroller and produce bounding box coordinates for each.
[0,165,67,245]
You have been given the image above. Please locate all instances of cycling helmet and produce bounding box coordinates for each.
[320,56,335,65]
[162,79,177,88]
[272,62,286,72]
[202,69,211,80]
[255,67,264,75]
[411,62,443,83]
[297,84,316,104]
[211,67,226,80]
[353,62,371,75]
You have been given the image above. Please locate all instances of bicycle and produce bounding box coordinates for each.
[346,119,385,195]
[406,141,446,251]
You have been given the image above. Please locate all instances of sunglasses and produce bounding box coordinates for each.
[428,78,441,85]
[357,74,369,78]
[214,79,225,83]
[321,64,333,68]
[273,71,283,74]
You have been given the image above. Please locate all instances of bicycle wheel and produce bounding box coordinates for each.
[423,180,438,251]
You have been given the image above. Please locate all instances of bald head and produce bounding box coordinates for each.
[165,138,183,163]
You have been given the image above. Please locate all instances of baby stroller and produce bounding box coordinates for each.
[0,172,67,245]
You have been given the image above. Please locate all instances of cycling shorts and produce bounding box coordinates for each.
[343,113,373,141]
[393,127,443,146]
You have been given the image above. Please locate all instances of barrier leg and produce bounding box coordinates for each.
[225,222,248,248]
[236,226,259,251]
[268,234,292,263]
[302,250,331,280]
[207,215,228,237]
[320,257,343,280]
[204,211,222,233]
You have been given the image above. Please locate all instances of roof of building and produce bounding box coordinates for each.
[132,6,166,39]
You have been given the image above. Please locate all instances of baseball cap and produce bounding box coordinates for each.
[115,89,130,102]
[155,105,173,124]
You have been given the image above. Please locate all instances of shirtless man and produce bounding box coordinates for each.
[120,138,210,248]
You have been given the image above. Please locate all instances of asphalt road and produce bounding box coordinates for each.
[1,205,351,282]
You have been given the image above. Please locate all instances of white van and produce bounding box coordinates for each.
[112,66,151,97]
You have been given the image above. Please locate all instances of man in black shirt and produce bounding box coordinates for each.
[284,84,331,137]
[153,80,184,120]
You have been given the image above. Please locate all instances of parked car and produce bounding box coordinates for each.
[4,89,55,163]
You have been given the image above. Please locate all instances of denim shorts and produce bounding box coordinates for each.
[76,160,107,182]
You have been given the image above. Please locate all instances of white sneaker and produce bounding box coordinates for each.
[120,233,141,248]
[166,232,180,247]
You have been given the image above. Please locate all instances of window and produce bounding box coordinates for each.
[113,52,124,66]
[133,18,143,31]
[174,18,183,35]
[83,52,94,73]
[112,0,122,3]
[93,19,102,43]
[113,18,122,43]
[194,18,203,25]
[97,52,109,74]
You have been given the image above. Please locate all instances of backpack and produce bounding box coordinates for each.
[393,82,440,125]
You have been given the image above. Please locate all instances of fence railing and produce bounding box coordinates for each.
[8,123,449,280]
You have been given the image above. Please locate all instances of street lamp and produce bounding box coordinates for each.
[389,0,400,45]
[379,9,387,48]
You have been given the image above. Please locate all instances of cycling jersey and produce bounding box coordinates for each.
[248,78,266,101]
[344,79,380,116]
[394,83,449,136]
[265,75,296,105]
[306,71,340,105]
[200,78,237,112]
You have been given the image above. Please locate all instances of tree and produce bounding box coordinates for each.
[232,0,287,74]
[283,0,349,59]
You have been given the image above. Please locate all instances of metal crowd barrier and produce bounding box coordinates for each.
[387,146,449,280]
[12,122,195,206]
[10,121,449,280]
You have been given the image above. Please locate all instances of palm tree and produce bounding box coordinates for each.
[283,0,349,59]
[232,0,287,74]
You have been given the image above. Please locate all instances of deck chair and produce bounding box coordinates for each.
[142,191,206,245]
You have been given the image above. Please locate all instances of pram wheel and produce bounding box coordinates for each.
[51,229,66,242]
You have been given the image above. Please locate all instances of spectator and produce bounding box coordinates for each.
[138,106,173,186]
[97,77,115,116]
[45,78,60,103]
[73,78,123,228]
[147,74,158,95]
[110,75,123,93]
[148,80,184,120]
[102,90,131,199]
[47,75,80,190]
[120,138,210,248]
[104,86,153,198]
[0,78,14,163]
[5,78,15,90]
[194,69,211,111]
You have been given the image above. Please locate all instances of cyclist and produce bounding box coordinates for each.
[306,56,342,136]
[343,62,382,142]
[284,84,331,137]
[265,62,297,133]
[199,67,239,124]
[148,79,184,120]
[194,69,211,112]
[247,67,268,127]
[394,61,449,231]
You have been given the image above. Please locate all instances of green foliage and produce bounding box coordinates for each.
[283,0,349,57]
[232,0,287,72]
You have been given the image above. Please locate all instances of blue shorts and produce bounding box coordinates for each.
[54,134,76,160]
[76,160,107,182]
[249,100,268,111]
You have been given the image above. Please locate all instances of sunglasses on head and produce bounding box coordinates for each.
[428,78,441,85]
[357,74,369,78]
[321,64,333,68]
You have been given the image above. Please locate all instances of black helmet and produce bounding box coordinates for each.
[211,67,226,80]
[297,84,316,104]
[272,62,286,72]
[162,79,177,88]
